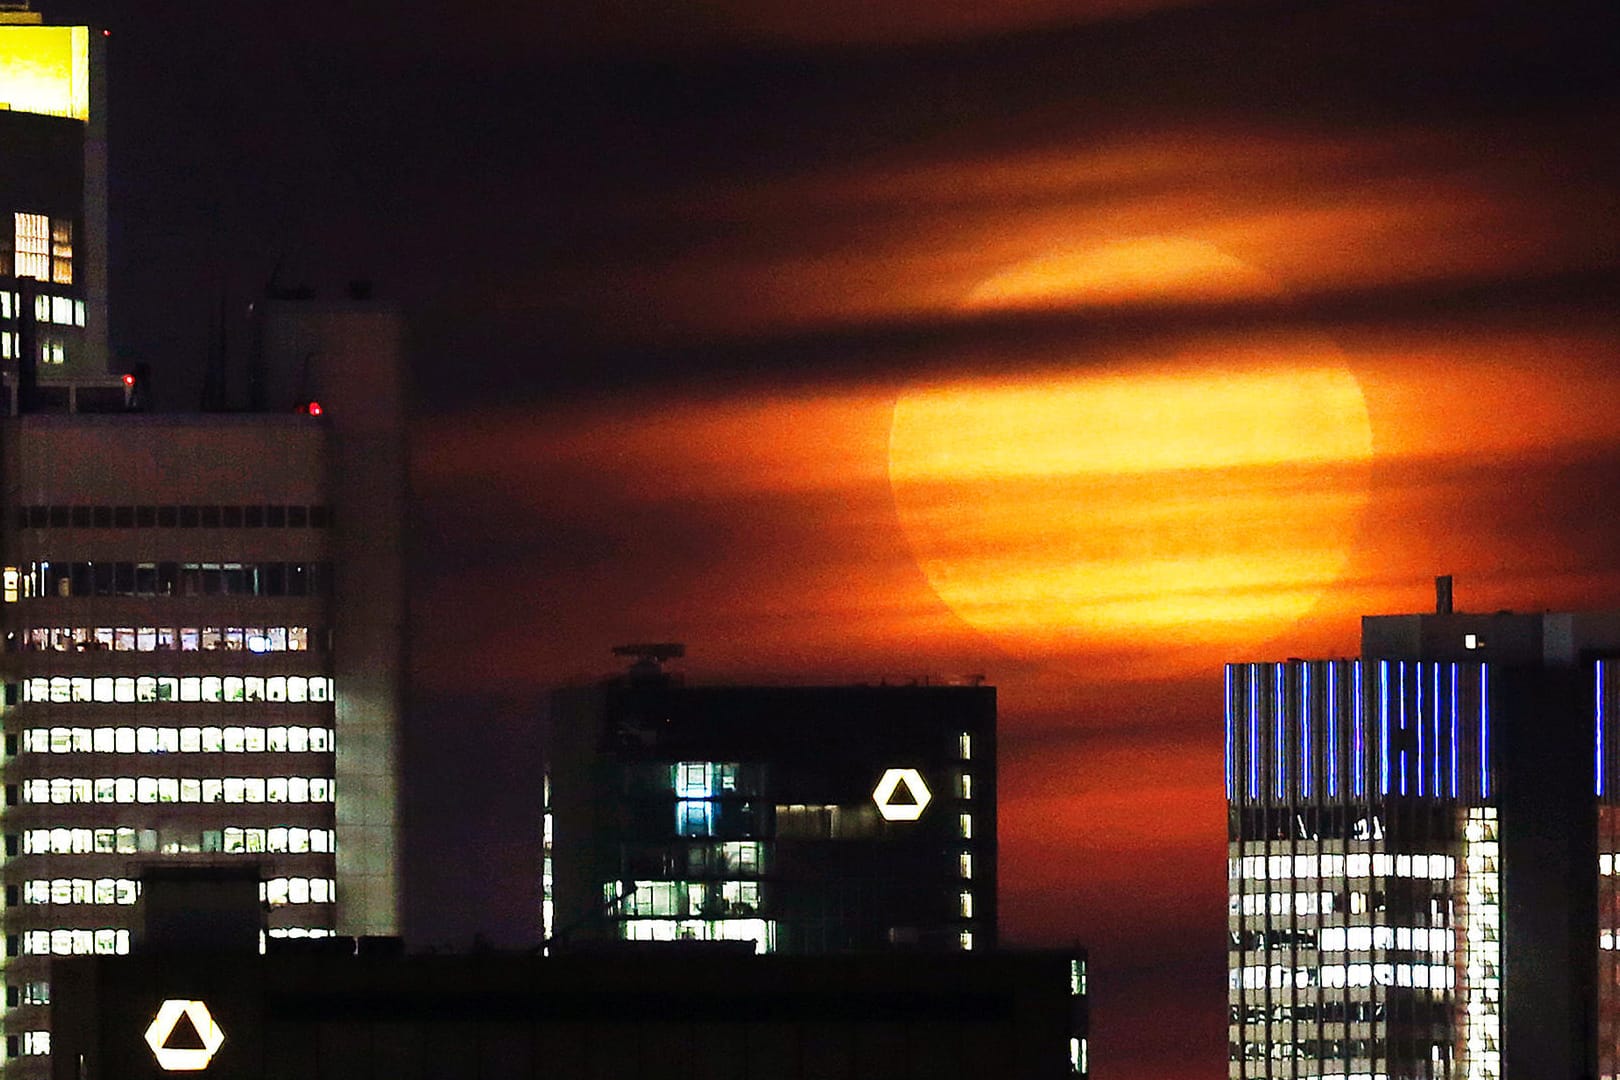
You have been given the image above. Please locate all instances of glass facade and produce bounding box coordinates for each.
[1229,655,1620,1079]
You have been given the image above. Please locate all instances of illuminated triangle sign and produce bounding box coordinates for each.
[144,999,225,1071]
[872,768,932,821]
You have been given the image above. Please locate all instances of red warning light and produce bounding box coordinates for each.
[305,401,323,417]
[121,373,136,388]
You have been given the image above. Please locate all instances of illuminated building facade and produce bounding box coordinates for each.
[0,10,108,386]
[1227,591,1620,1080]
[0,298,406,1076]
[545,651,996,956]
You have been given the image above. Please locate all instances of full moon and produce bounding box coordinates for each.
[888,239,1374,669]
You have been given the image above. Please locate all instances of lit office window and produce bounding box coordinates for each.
[958,812,973,839]
[959,851,973,879]
[959,890,974,918]
[958,732,972,760]
[959,930,974,951]
[50,218,72,284]
[13,213,49,280]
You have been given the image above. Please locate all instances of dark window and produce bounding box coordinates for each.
[309,505,329,528]
[157,562,179,597]
[70,505,90,527]
[222,505,243,528]
[287,505,308,527]
[1,685,13,706]
[13,510,25,530]
[266,505,286,527]
[134,563,157,596]
[157,505,178,527]
[92,505,112,528]
[178,505,199,528]
[4,735,14,756]
[48,505,68,527]
[3,787,12,807]
[264,563,286,597]
[222,564,249,595]
[199,505,221,528]
[92,561,114,596]
[287,563,308,597]
[4,985,14,1006]
[27,506,46,528]
[201,565,222,596]
[244,505,264,528]
[70,562,92,597]
[136,505,156,528]
[113,505,134,528]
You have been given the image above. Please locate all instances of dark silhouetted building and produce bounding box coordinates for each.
[1226,581,1620,1080]
[545,649,996,956]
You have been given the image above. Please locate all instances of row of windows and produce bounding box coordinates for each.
[0,331,71,365]
[16,625,313,653]
[20,776,333,804]
[21,674,334,704]
[1230,962,1458,990]
[22,826,334,855]
[10,560,332,600]
[616,880,762,919]
[1230,1001,1389,1026]
[18,504,331,530]
[5,212,74,284]
[1232,852,1457,881]
[22,726,333,755]
[17,929,128,957]
[19,876,334,907]
[9,1031,49,1057]
[1233,925,1455,954]
[1231,1041,1394,1062]
[0,292,84,327]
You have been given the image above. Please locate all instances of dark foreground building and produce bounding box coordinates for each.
[53,945,1086,1080]
[545,647,995,955]
[1226,580,1620,1080]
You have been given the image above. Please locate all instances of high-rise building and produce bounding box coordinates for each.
[1226,581,1620,1080]
[0,9,108,384]
[545,647,996,956]
[0,296,406,1076]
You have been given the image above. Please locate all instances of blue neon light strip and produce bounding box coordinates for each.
[1379,660,1391,796]
[1432,665,1441,798]
[1248,666,1260,800]
[1415,662,1424,797]
[1479,665,1490,800]
[1275,665,1286,800]
[1224,666,1234,801]
[1327,661,1339,798]
[1298,665,1308,797]
[1449,663,1459,798]
[1353,661,1365,797]
[1599,663,1607,799]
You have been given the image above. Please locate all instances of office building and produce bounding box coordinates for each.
[0,8,108,384]
[0,295,406,1075]
[1226,580,1620,1080]
[38,866,1087,1080]
[545,647,996,956]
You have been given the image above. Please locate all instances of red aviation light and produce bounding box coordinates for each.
[298,400,324,417]
[121,373,136,388]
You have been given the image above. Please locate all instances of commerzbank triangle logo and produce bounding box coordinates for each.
[872,768,931,821]
[144,999,225,1071]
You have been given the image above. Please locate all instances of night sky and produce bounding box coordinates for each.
[41,2,1620,1075]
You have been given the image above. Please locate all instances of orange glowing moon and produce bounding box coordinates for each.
[888,239,1374,668]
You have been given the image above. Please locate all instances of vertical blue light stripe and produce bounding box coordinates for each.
[1302,664,1312,797]
[1274,665,1286,800]
[1398,662,1408,797]
[1224,665,1234,801]
[1353,661,1365,797]
[1327,661,1339,798]
[1432,665,1442,798]
[1479,665,1490,800]
[1415,662,1424,797]
[1449,663,1459,799]
[1379,660,1391,796]
[1598,662,1606,799]
[1248,665,1260,800]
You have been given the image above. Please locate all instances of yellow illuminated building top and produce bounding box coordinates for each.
[0,25,89,121]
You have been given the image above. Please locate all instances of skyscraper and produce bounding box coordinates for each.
[0,9,108,382]
[0,294,406,1076]
[545,647,995,955]
[1226,583,1620,1080]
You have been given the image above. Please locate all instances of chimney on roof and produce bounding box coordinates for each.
[1435,575,1454,615]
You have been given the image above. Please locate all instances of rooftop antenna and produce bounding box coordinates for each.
[611,643,685,680]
